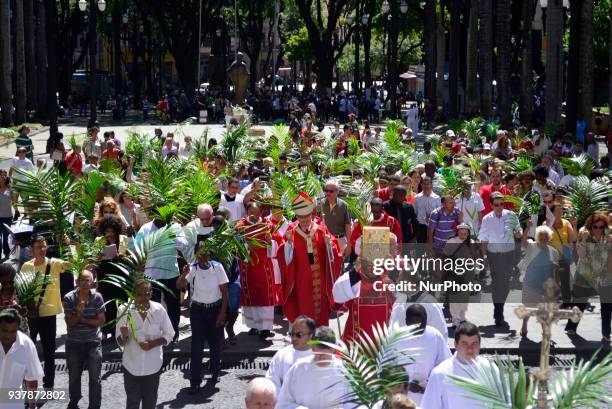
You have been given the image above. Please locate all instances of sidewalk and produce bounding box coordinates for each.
[47,293,610,364]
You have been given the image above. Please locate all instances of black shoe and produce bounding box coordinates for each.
[259,330,273,339]
[495,319,509,327]
[248,328,259,336]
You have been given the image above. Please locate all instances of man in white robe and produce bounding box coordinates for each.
[421,321,499,409]
[265,316,314,393]
[389,290,448,338]
[393,304,451,406]
[276,327,353,409]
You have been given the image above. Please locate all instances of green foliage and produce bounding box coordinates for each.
[560,156,595,177]
[564,176,611,226]
[449,351,612,409]
[72,171,107,231]
[13,167,76,256]
[65,234,106,278]
[341,178,375,227]
[192,128,214,164]
[219,123,253,164]
[463,117,484,147]
[285,26,314,62]
[266,124,293,168]
[14,270,54,306]
[593,0,611,82]
[200,220,267,268]
[316,323,418,408]
[124,130,161,165]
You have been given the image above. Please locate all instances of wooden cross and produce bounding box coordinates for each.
[514,278,583,409]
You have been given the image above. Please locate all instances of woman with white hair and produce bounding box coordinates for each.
[518,222,561,337]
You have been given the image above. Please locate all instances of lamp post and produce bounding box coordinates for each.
[78,0,106,126]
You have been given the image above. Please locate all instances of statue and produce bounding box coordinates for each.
[227,52,249,105]
[514,279,582,409]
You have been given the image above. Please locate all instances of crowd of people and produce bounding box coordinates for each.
[0,105,610,409]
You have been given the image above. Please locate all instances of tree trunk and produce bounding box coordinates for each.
[387,0,400,118]
[465,0,479,116]
[46,0,59,135]
[496,0,512,128]
[609,0,612,115]
[448,0,460,118]
[545,0,564,126]
[363,0,374,88]
[577,0,593,130]
[479,0,493,118]
[36,0,48,118]
[112,3,122,95]
[519,0,534,126]
[565,0,581,134]
[24,0,37,112]
[0,0,12,126]
[435,5,445,112]
[424,0,437,107]
[13,0,27,123]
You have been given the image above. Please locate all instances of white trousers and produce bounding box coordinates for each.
[242,306,274,330]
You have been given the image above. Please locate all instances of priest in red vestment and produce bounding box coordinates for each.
[349,197,403,249]
[236,202,279,338]
[278,193,343,326]
[265,207,289,301]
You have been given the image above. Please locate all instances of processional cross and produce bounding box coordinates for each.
[514,279,583,409]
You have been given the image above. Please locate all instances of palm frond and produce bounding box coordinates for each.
[14,270,54,306]
[551,350,612,409]
[485,121,500,139]
[383,119,404,151]
[560,156,595,178]
[124,130,161,164]
[339,179,375,227]
[503,155,537,174]
[564,176,611,226]
[438,167,471,198]
[72,171,107,228]
[316,322,419,408]
[463,117,484,147]
[219,123,249,164]
[192,127,213,164]
[432,145,451,166]
[201,221,267,268]
[65,233,106,277]
[267,124,292,167]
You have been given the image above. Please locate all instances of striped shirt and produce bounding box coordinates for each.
[63,289,105,343]
[428,207,461,249]
[15,134,33,160]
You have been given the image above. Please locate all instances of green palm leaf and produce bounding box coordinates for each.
[564,176,611,226]
[14,270,54,306]
[315,322,419,408]
[560,156,595,178]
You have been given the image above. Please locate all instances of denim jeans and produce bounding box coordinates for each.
[190,302,223,386]
[66,341,102,409]
[0,216,13,257]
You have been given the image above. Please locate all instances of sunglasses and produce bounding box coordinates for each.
[493,203,503,207]
[544,200,554,205]
[593,225,606,230]
[323,189,336,193]
[289,331,311,339]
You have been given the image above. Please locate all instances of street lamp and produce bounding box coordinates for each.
[79,0,107,125]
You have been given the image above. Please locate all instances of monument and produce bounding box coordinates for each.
[227,52,249,105]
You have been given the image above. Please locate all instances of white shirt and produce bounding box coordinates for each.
[394,326,452,406]
[265,345,313,393]
[455,192,485,234]
[187,261,229,304]
[82,163,98,174]
[10,158,34,182]
[116,301,175,376]
[477,209,521,253]
[389,298,448,339]
[414,192,441,225]
[219,192,245,222]
[183,218,214,262]
[179,145,193,158]
[276,355,353,409]
[421,353,498,409]
[0,331,44,409]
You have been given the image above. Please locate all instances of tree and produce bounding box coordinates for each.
[285,26,315,88]
[424,0,437,107]
[496,0,512,128]
[577,0,593,129]
[237,0,274,92]
[149,0,221,98]
[464,0,479,115]
[448,0,461,118]
[14,0,28,124]
[565,0,581,134]
[0,0,12,127]
[293,0,351,95]
[519,0,534,126]
[478,0,493,118]
[36,0,48,119]
[24,0,38,112]
[610,0,612,114]
[435,4,445,111]
[545,0,564,126]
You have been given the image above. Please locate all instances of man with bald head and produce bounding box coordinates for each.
[245,377,277,408]
[183,203,215,262]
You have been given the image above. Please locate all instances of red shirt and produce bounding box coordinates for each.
[102,148,120,160]
[479,183,512,215]
[377,187,408,203]
[65,151,82,176]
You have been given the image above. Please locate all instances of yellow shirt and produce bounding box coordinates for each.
[21,257,70,317]
[549,219,571,253]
